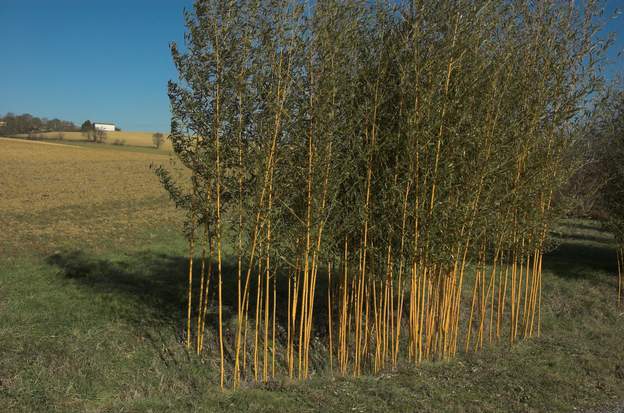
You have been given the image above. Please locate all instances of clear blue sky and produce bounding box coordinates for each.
[603,1,624,81]
[0,0,622,132]
[0,0,192,132]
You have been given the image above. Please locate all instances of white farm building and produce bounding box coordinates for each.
[93,122,116,132]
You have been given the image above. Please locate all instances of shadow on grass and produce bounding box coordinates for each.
[543,240,618,282]
[47,234,618,328]
[47,250,186,325]
[46,249,337,377]
[46,249,332,334]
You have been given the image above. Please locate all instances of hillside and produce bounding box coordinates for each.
[0,138,181,256]
[10,130,173,150]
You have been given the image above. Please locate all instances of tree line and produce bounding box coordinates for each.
[0,112,79,136]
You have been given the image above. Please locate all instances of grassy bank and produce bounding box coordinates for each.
[1,219,622,412]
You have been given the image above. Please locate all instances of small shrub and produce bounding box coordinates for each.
[152,132,165,149]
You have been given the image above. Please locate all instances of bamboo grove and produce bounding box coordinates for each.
[591,86,624,306]
[155,0,609,388]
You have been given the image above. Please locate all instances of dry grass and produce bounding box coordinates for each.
[0,139,182,255]
[17,131,173,150]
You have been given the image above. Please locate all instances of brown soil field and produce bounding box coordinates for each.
[15,131,173,150]
[0,139,183,255]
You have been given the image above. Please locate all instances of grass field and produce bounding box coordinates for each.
[1,139,623,412]
[0,138,181,256]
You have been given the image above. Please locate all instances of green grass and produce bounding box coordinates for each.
[1,220,623,412]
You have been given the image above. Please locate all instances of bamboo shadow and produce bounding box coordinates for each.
[543,240,618,282]
[45,249,333,334]
[46,249,336,376]
[46,250,238,326]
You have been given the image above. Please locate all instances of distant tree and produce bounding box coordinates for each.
[152,132,165,149]
[81,120,93,132]
[115,126,122,131]
[81,120,100,142]
[95,129,107,143]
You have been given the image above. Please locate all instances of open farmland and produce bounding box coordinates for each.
[0,139,623,412]
[13,131,173,150]
[0,0,622,409]
[0,138,181,255]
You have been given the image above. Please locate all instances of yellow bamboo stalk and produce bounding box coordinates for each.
[524,249,538,338]
[199,236,214,353]
[521,251,532,336]
[339,239,349,374]
[186,236,195,350]
[499,257,510,340]
[264,260,270,382]
[272,274,276,379]
[395,273,404,367]
[488,253,497,344]
[465,266,480,352]
[298,256,309,379]
[389,268,395,367]
[510,254,517,344]
[348,271,357,374]
[408,264,416,361]
[450,247,469,356]
[232,24,250,388]
[290,258,301,378]
[373,280,380,373]
[254,257,264,382]
[196,226,208,354]
[537,253,543,337]
[528,250,540,337]
[242,275,251,376]
[424,268,436,359]
[383,245,392,368]
[514,253,524,343]
[618,248,623,307]
[394,183,410,366]
[287,274,292,377]
[328,262,333,374]
[418,266,427,363]
[305,258,319,377]
[354,257,364,376]
[478,255,496,351]
[363,281,370,371]
[443,267,456,358]
[496,252,506,340]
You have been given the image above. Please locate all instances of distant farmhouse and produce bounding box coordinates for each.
[93,122,116,132]
[0,121,6,128]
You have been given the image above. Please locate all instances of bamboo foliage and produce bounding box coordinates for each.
[591,86,624,306]
[155,0,609,388]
